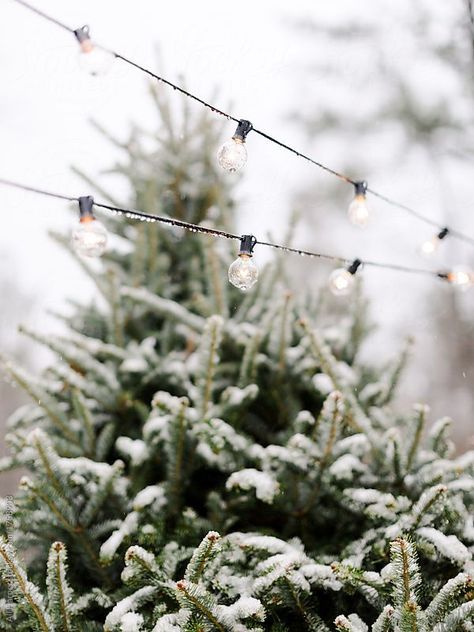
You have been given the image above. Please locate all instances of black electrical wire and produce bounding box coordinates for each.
[11,0,76,34]
[10,0,474,248]
[0,177,78,202]
[0,176,453,282]
[94,201,242,241]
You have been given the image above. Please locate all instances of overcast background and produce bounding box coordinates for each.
[1,0,473,492]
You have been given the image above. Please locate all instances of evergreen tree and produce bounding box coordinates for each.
[0,86,473,631]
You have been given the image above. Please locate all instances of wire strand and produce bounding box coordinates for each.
[0,176,454,282]
[0,177,78,202]
[112,55,240,124]
[9,0,474,247]
[11,0,75,33]
[94,201,242,241]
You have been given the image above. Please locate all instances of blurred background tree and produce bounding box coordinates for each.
[0,264,33,493]
[288,0,474,443]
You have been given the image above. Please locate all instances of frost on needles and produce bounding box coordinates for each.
[0,90,473,631]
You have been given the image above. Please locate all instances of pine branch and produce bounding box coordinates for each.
[428,417,454,458]
[390,537,421,632]
[166,398,190,514]
[18,325,120,393]
[424,573,472,629]
[20,477,108,585]
[46,541,74,632]
[0,537,52,632]
[0,356,80,446]
[71,389,95,457]
[405,405,428,472]
[372,605,395,632]
[176,580,227,632]
[377,337,413,406]
[184,531,221,584]
[300,320,376,442]
[432,600,474,632]
[410,485,447,529]
[298,391,344,515]
[203,236,228,317]
[121,286,205,331]
[196,315,223,419]
[105,269,125,347]
[80,460,124,527]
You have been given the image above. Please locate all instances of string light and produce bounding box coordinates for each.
[9,0,474,250]
[228,235,258,291]
[0,177,471,293]
[329,259,362,296]
[419,227,449,257]
[217,120,253,172]
[72,196,108,257]
[74,26,115,76]
[348,182,369,227]
[446,266,473,291]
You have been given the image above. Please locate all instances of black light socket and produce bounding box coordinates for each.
[354,181,368,196]
[233,120,253,142]
[347,258,362,275]
[78,196,95,220]
[239,234,257,256]
[74,25,91,43]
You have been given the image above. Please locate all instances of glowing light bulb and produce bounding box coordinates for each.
[329,268,354,296]
[420,237,438,256]
[217,119,252,172]
[228,235,258,291]
[419,228,449,257]
[329,259,361,296]
[72,196,108,257]
[348,181,369,226]
[74,25,114,76]
[447,266,473,291]
[217,139,247,172]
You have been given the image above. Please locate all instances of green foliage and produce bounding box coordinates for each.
[0,88,472,631]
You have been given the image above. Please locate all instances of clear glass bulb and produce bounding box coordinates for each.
[228,254,258,291]
[72,218,108,257]
[419,236,439,256]
[348,194,369,226]
[78,41,115,76]
[447,266,473,291]
[217,138,247,172]
[329,268,355,296]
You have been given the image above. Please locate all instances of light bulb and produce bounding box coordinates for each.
[217,119,253,173]
[72,195,108,257]
[78,47,115,76]
[74,25,114,76]
[328,259,361,296]
[228,235,258,291]
[447,266,473,291]
[348,195,369,226]
[229,254,258,291]
[419,228,448,257]
[348,181,369,226]
[329,268,355,296]
[217,139,247,172]
[72,218,108,257]
[420,236,439,256]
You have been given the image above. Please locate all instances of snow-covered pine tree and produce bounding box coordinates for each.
[0,86,473,632]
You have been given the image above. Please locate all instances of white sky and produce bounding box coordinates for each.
[0,0,473,428]
[0,0,312,336]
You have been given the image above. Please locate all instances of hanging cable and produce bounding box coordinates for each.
[9,0,474,247]
[1,176,471,294]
